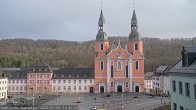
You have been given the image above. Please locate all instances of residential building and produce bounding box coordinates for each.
[169,45,196,110]
[94,8,144,93]
[152,66,168,94]
[52,68,94,93]
[144,72,153,93]
[0,69,8,100]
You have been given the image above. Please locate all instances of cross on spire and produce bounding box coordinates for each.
[133,0,136,9]
[101,0,103,10]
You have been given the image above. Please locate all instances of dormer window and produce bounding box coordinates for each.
[44,68,47,71]
[32,69,35,72]
[69,75,71,77]
[39,69,41,71]
[84,74,87,77]
[61,74,64,77]
[77,74,79,77]
[135,43,138,50]
[100,43,104,50]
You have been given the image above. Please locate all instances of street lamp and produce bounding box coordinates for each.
[112,88,114,106]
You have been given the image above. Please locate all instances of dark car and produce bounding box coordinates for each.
[6,100,20,107]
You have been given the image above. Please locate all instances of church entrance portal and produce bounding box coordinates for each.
[100,86,104,93]
[135,86,139,92]
[117,85,122,92]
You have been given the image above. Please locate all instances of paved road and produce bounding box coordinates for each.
[42,93,170,110]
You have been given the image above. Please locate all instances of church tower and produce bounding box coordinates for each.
[128,9,145,92]
[94,9,109,93]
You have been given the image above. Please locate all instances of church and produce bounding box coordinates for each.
[94,8,145,93]
[3,7,145,95]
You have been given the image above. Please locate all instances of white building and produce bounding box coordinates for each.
[169,45,196,110]
[52,68,94,93]
[52,79,94,93]
[160,73,170,95]
[0,70,8,100]
[7,70,27,95]
[152,66,169,94]
[144,72,153,93]
[8,79,27,94]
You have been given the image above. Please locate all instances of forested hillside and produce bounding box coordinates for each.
[0,37,196,72]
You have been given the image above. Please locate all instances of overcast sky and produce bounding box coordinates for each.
[0,0,195,41]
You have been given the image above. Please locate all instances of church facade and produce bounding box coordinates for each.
[94,9,145,93]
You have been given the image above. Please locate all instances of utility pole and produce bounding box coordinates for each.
[107,98,109,110]
[112,88,114,106]
[121,93,124,109]
[91,97,94,107]
[32,94,35,108]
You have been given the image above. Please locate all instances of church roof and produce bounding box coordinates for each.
[98,9,105,25]
[131,10,137,24]
[129,31,141,41]
[96,31,108,41]
[129,9,141,42]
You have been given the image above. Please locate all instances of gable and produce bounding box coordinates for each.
[107,44,131,59]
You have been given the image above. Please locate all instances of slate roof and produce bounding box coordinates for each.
[28,62,52,73]
[52,68,94,79]
[2,62,95,79]
[182,45,196,54]
[169,59,196,74]
[144,72,154,80]
[155,66,169,73]
[96,31,108,41]
[5,69,29,79]
[98,9,105,25]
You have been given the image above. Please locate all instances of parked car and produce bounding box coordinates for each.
[6,100,20,107]
[87,106,97,110]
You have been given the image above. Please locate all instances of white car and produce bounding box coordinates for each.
[87,106,97,110]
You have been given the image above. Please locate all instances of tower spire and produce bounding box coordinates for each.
[128,0,141,41]
[96,1,107,41]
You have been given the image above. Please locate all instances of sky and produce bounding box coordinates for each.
[0,0,196,41]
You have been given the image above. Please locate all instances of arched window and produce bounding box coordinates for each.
[117,61,122,71]
[126,65,128,78]
[111,65,114,78]
[135,43,138,50]
[100,43,104,50]
[135,61,139,70]
[100,61,104,70]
